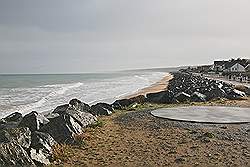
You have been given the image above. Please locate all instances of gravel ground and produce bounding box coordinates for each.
[51,99,250,167]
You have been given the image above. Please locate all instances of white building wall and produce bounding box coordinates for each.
[229,63,245,72]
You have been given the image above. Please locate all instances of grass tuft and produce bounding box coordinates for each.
[88,120,104,128]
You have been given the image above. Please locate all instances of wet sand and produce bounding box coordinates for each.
[125,73,173,99]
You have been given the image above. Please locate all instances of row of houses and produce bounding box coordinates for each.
[213,58,250,73]
[212,58,250,83]
[181,58,250,83]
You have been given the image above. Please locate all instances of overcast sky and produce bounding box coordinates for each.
[0,0,250,73]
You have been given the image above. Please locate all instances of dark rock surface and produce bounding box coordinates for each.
[226,89,246,100]
[154,72,246,104]
[0,98,97,166]
[19,111,49,132]
[190,92,207,102]
[0,112,23,129]
[146,90,176,104]
[0,142,36,167]
[40,114,83,144]
[30,131,57,166]
[0,127,31,149]
[69,98,91,112]
[90,103,113,116]
[1,112,22,123]
[129,95,147,104]
[175,92,191,102]
[112,99,134,109]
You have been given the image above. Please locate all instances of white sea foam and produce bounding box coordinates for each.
[0,72,167,118]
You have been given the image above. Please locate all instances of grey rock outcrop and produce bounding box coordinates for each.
[175,92,191,102]
[0,112,23,129]
[112,99,134,109]
[190,92,207,102]
[0,127,31,149]
[40,114,82,144]
[19,111,49,132]
[30,131,57,166]
[146,90,176,104]
[0,142,36,167]
[69,98,91,112]
[226,89,246,100]
[90,103,113,116]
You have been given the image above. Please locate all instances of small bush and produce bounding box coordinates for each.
[203,132,215,138]
[88,120,104,128]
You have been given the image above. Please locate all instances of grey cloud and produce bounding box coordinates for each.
[0,0,250,73]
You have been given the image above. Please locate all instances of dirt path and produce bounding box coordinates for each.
[52,98,250,167]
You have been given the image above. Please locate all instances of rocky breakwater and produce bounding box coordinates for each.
[111,72,247,108]
[146,72,247,104]
[0,99,116,166]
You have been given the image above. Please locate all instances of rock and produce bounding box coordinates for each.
[53,102,96,127]
[30,131,57,166]
[40,114,83,144]
[112,99,133,109]
[30,149,49,166]
[129,95,146,104]
[2,112,23,122]
[69,99,90,112]
[175,92,191,102]
[0,127,31,149]
[0,112,23,129]
[19,111,49,132]
[0,142,36,167]
[227,89,246,100]
[190,92,207,102]
[65,109,97,127]
[52,104,69,114]
[146,90,176,104]
[204,88,226,101]
[90,103,113,116]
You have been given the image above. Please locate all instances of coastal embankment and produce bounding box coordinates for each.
[0,72,249,166]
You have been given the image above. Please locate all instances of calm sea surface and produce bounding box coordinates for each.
[0,70,168,118]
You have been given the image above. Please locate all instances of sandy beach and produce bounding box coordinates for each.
[125,73,173,99]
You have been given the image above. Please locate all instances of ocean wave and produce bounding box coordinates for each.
[14,82,83,115]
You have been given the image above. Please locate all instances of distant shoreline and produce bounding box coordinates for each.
[125,73,173,99]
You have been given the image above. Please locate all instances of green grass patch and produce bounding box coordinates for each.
[88,120,104,128]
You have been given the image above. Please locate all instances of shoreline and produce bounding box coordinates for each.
[125,73,173,99]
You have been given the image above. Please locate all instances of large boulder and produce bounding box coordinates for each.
[204,88,227,101]
[69,99,91,112]
[19,111,49,132]
[146,90,176,104]
[30,131,57,166]
[226,89,246,100]
[175,92,191,103]
[40,114,83,144]
[0,112,23,129]
[190,92,207,102]
[129,95,146,104]
[53,104,69,114]
[112,99,134,109]
[0,142,36,167]
[0,127,31,149]
[65,109,97,127]
[52,101,97,127]
[90,103,113,116]
[1,112,22,122]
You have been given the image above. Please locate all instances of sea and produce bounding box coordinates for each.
[0,69,172,118]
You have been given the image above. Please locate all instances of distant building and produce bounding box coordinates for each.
[223,59,249,72]
[213,60,228,73]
